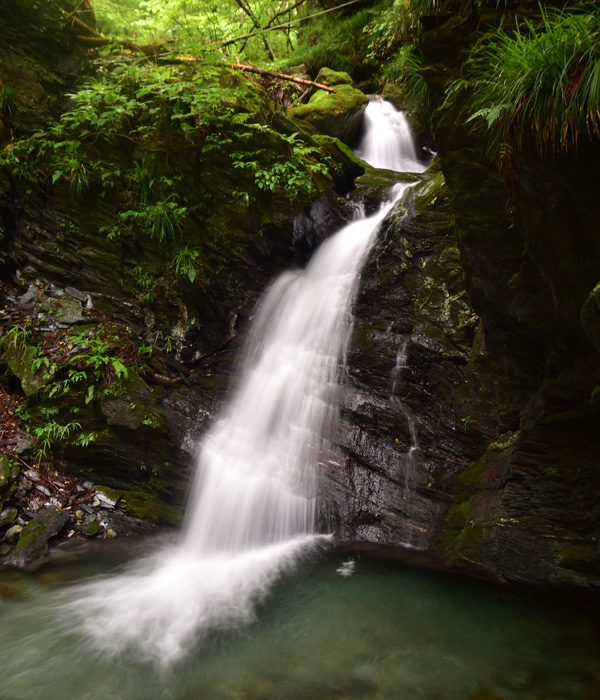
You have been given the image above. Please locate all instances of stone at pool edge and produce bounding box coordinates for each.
[4,524,22,545]
[0,506,18,529]
[4,506,70,569]
[84,520,101,537]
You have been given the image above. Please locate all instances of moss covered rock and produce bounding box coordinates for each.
[288,83,368,143]
[315,67,355,87]
[5,506,70,568]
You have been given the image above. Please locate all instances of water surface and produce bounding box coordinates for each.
[0,543,598,700]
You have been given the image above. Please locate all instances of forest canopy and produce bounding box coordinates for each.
[89,0,367,63]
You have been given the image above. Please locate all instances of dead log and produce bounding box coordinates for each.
[227,62,336,93]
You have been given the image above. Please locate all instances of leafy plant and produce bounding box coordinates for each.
[152,330,174,353]
[4,323,32,349]
[129,159,155,206]
[233,132,329,200]
[460,415,476,432]
[72,339,128,380]
[33,420,82,458]
[383,46,432,125]
[0,82,20,120]
[142,198,186,242]
[67,158,90,198]
[173,244,201,282]
[462,5,600,158]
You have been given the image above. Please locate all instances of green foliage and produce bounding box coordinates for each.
[129,159,154,206]
[364,0,434,60]
[69,332,130,383]
[460,415,476,432]
[172,244,201,283]
[2,317,152,461]
[152,330,174,353]
[0,83,20,120]
[93,0,301,63]
[382,46,432,124]
[232,131,330,200]
[287,7,374,77]
[143,199,186,242]
[33,420,82,459]
[462,5,600,158]
[4,322,33,349]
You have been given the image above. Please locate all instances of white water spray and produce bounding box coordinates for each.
[357,98,425,173]
[65,99,423,665]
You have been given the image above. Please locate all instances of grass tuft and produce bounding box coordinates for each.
[462,4,600,158]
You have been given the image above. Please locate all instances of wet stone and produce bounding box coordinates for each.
[5,525,22,544]
[19,288,35,306]
[84,520,100,537]
[96,487,120,509]
[4,507,70,568]
[0,507,18,528]
[64,286,88,303]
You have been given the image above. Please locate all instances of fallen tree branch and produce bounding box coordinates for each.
[76,35,110,46]
[227,62,336,92]
[61,9,103,38]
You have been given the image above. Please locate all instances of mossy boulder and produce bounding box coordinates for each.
[0,506,18,529]
[5,506,70,568]
[315,67,355,87]
[84,519,101,537]
[288,83,368,144]
[118,488,182,526]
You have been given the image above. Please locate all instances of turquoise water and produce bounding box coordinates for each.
[0,541,598,700]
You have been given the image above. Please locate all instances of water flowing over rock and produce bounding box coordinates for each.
[63,102,412,663]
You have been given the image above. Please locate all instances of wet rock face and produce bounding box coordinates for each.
[399,1,600,590]
[323,172,493,551]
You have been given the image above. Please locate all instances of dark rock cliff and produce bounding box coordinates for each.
[2,0,599,590]
[326,0,600,591]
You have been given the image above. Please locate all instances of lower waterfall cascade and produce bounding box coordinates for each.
[0,94,599,700]
[62,99,428,664]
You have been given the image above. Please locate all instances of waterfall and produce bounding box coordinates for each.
[64,99,424,665]
[357,97,425,173]
[182,204,397,555]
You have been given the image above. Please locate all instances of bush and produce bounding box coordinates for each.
[463,5,600,158]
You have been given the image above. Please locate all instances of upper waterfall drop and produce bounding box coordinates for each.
[63,95,425,666]
[356,98,427,173]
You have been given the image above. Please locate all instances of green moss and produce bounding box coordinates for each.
[5,345,46,397]
[13,520,47,555]
[84,520,100,537]
[446,499,472,531]
[289,85,368,123]
[456,457,487,489]
[313,134,367,172]
[119,489,182,526]
[314,68,355,87]
[413,171,448,212]
[95,485,122,503]
[0,456,19,501]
